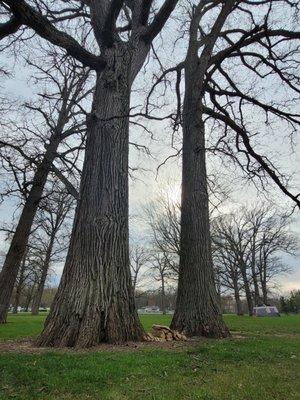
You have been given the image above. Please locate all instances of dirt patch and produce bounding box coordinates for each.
[231,334,248,339]
[0,337,206,354]
[272,333,300,338]
[0,332,250,354]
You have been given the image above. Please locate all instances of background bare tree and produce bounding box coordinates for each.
[0,54,89,322]
[149,252,175,315]
[130,244,151,293]
[145,197,181,276]
[212,205,298,315]
[31,182,75,315]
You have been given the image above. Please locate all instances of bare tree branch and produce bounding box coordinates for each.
[2,0,105,70]
[0,15,21,40]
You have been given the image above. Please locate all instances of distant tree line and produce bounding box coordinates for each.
[280,291,300,314]
[137,197,298,316]
[212,205,298,315]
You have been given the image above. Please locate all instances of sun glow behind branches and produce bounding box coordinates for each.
[166,185,181,206]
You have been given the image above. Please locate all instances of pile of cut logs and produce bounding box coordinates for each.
[143,325,187,342]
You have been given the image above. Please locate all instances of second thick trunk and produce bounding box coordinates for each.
[171,90,229,338]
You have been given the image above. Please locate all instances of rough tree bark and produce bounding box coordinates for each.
[37,48,145,347]
[0,137,60,323]
[171,92,229,337]
[3,0,179,346]
[171,1,233,338]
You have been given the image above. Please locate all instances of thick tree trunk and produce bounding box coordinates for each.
[37,54,145,347]
[0,138,60,323]
[31,235,55,316]
[171,81,229,338]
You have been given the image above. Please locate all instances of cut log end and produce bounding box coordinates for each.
[143,325,187,342]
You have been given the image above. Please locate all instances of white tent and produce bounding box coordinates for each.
[253,305,280,317]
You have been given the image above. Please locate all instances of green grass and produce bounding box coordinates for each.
[1,313,299,341]
[0,313,47,340]
[0,314,299,400]
[0,313,173,341]
[222,314,300,335]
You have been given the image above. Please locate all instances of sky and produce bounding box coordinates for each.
[0,1,299,297]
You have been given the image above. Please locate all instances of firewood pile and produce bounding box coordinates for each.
[143,325,187,342]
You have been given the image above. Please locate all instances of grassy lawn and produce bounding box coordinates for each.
[0,314,299,400]
[0,313,173,341]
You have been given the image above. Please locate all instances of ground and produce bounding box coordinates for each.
[0,314,299,400]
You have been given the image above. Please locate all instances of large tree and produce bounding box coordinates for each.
[1,0,179,346]
[146,0,299,336]
[173,0,299,336]
[170,1,235,338]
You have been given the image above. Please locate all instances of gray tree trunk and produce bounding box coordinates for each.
[31,234,55,316]
[37,50,145,347]
[252,276,260,306]
[251,244,260,305]
[170,74,229,338]
[12,252,27,314]
[259,262,268,304]
[240,264,253,316]
[24,284,36,312]
[161,275,166,315]
[233,281,243,316]
[262,286,268,304]
[0,138,60,323]
[261,275,268,304]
